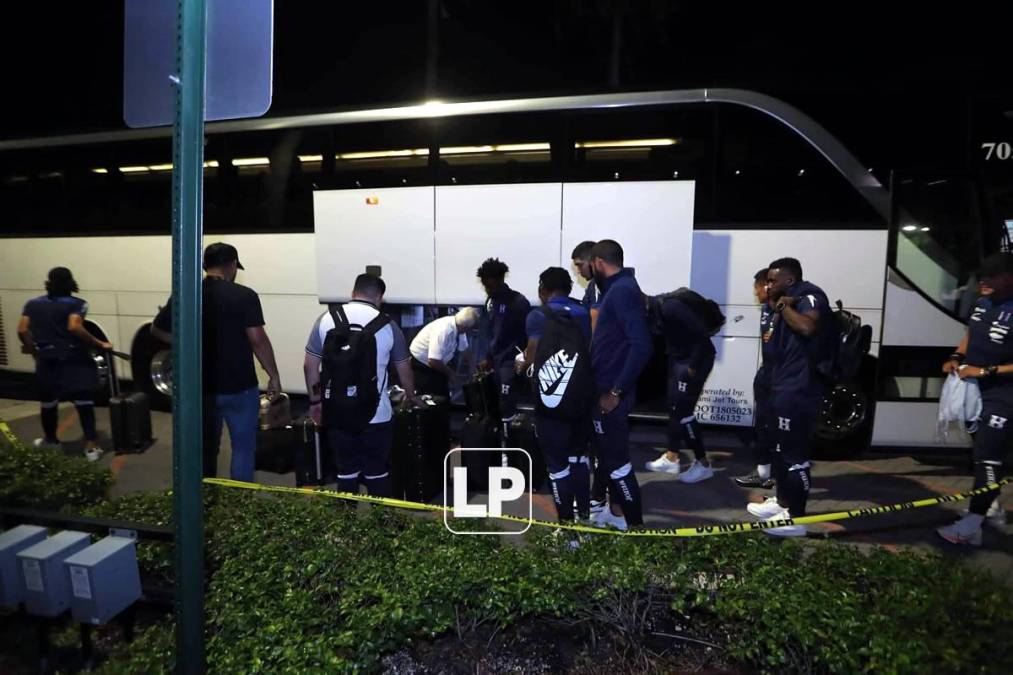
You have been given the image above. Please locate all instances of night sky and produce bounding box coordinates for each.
[1,1,1009,170]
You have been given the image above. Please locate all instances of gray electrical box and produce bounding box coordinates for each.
[17,530,91,617]
[63,536,142,625]
[0,525,48,608]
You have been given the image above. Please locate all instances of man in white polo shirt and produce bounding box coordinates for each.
[409,307,480,397]
[303,273,421,497]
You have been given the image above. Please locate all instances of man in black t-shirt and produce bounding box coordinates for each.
[937,253,1013,546]
[152,243,281,481]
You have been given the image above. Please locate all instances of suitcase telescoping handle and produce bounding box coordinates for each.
[104,349,132,399]
[314,428,323,482]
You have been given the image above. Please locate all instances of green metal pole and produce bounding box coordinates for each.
[171,0,207,672]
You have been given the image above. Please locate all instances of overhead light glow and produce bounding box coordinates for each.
[337,149,429,160]
[920,226,931,232]
[298,155,323,163]
[91,168,109,174]
[203,160,220,168]
[902,224,918,232]
[231,157,270,167]
[149,164,173,172]
[440,142,550,155]
[118,166,149,173]
[575,138,678,149]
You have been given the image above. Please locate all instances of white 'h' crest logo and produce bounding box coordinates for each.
[989,415,1008,430]
[677,381,688,393]
[778,417,791,431]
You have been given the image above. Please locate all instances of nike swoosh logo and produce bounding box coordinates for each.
[538,350,579,408]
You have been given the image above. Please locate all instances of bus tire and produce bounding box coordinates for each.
[814,378,873,458]
[83,320,111,406]
[131,325,172,412]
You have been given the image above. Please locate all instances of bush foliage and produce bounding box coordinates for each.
[0,427,113,510]
[84,488,1013,674]
[3,436,1009,673]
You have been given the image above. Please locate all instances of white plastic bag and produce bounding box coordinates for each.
[936,371,982,440]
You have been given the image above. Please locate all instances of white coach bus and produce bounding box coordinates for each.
[0,89,1004,452]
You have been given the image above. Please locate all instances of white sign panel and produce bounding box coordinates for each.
[435,184,562,305]
[562,181,695,296]
[314,188,437,304]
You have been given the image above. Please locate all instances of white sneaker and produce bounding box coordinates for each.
[645,453,681,475]
[964,500,1005,529]
[589,499,607,517]
[33,438,62,451]
[551,528,583,550]
[84,445,104,462]
[678,460,714,484]
[761,508,807,537]
[937,515,983,546]
[987,501,1006,528]
[746,497,784,520]
[591,509,628,532]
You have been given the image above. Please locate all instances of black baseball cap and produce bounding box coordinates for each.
[203,242,244,270]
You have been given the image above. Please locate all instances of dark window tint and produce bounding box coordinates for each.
[565,107,714,221]
[435,113,561,185]
[319,120,435,191]
[714,105,883,228]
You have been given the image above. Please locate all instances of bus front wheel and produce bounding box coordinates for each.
[131,325,172,411]
[814,380,872,457]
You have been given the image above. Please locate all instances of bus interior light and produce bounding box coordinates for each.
[91,168,109,174]
[231,157,271,167]
[148,164,173,172]
[920,227,931,232]
[575,138,679,149]
[118,166,149,173]
[298,155,323,163]
[902,224,918,232]
[337,149,429,160]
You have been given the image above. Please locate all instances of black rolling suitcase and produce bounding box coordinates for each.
[458,413,501,492]
[255,423,297,474]
[390,395,451,502]
[107,351,153,454]
[462,372,500,419]
[506,413,546,492]
[293,417,335,487]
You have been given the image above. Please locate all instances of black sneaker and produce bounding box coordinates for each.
[733,472,775,489]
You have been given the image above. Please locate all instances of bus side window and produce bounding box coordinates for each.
[714,105,883,229]
[565,107,715,222]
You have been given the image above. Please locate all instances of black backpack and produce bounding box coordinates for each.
[531,306,594,421]
[651,288,726,336]
[816,300,872,383]
[320,305,390,433]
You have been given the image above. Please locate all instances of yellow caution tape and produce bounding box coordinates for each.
[0,420,20,445]
[204,476,1011,538]
[5,415,1002,538]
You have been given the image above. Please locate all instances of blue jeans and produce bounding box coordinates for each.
[203,386,259,481]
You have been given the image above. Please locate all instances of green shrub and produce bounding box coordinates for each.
[0,427,113,509]
[86,491,176,585]
[89,488,1013,674]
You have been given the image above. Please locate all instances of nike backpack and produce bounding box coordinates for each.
[320,304,390,433]
[531,307,594,421]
